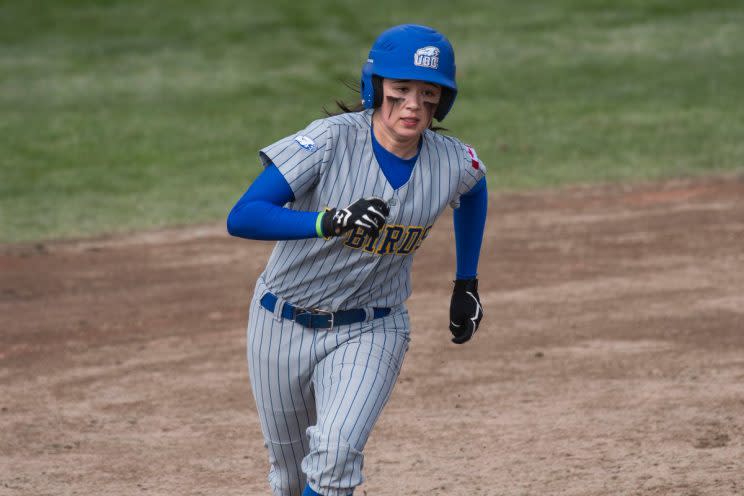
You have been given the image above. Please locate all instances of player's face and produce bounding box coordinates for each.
[377,79,442,139]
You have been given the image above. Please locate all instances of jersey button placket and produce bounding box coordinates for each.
[387,196,398,216]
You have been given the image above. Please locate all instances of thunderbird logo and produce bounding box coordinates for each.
[414,46,439,69]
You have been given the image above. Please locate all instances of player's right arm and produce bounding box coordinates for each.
[229,119,389,241]
[226,164,388,241]
[226,163,319,240]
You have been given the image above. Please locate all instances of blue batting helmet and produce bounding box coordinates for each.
[361,24,457,121]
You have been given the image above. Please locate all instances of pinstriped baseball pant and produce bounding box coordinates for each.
[247,279,410,496]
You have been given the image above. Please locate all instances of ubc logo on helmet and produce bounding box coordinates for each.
[414,46,440,69]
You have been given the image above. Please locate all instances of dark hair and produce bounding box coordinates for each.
[324,76,448,132]
[322,78,371,116]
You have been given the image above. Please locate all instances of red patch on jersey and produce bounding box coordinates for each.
[467,147,480,170]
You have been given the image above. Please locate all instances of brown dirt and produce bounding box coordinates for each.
[2,176,743,496]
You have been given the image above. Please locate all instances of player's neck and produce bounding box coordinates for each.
[372,114,421,160]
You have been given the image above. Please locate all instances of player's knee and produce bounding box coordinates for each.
[301,439,364,496]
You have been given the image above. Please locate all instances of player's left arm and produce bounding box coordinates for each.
[449,175,487,344]
[453,177,487,279]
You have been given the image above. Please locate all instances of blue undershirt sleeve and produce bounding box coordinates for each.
[453,177,488,279]
[226,163,320,240]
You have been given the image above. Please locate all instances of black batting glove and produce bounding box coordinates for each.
[322,197,389,239]
[449,278,483,344]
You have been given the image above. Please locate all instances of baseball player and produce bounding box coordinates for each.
[227,24,487,496]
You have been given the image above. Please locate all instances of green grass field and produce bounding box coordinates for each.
[1,0,743,242]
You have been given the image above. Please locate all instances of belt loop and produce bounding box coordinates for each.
[363,306,375,323]
[272,295,286,322]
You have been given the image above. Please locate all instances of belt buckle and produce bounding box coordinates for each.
[296,307,334,330]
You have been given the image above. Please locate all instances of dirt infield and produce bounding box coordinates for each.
[2,176,743,496]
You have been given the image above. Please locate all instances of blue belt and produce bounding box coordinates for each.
[259,292,391,329]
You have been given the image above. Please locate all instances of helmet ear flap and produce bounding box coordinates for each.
[371,76,383,108]
[434,87,455,121]
[360,62,375,109]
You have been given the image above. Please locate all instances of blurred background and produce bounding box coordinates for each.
[1,0,742,242]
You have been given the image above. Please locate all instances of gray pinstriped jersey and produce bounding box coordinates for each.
[258,109,486,311]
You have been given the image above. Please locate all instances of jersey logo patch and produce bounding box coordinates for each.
[414,46,439,69]
[294,135,317,152]
[466,146,480,170]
